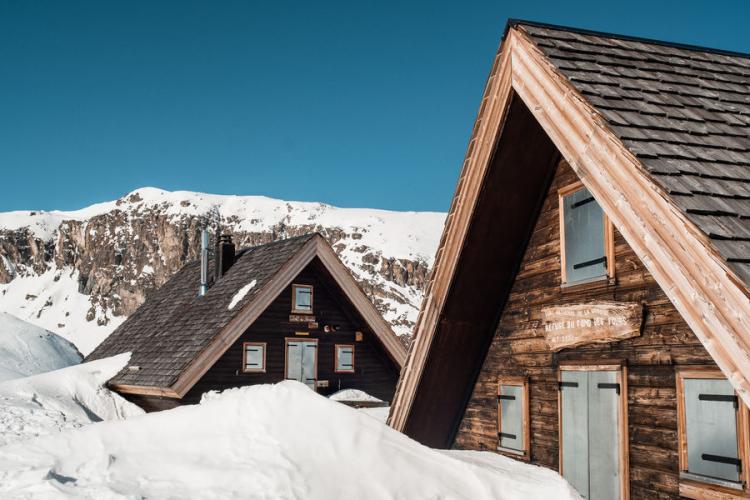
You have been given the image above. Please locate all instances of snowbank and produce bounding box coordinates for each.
[0,353,143,447]
[0,312,82,381]
[0,381,579,499]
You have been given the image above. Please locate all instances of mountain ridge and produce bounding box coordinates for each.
[0,187,445,354]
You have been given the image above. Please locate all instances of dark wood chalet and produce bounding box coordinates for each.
[390,21,750,500]
[86,233,406,412]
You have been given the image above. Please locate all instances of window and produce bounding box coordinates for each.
[242,342,266,373]
[676,368,750,496]
[335,345,355,373]
[292,284,313,314]
[559,182,614,285]
[497,377,530,459]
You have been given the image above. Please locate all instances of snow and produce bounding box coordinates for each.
[0,353,143,447]
[0,313,82,382]
[0,186,445,352]
[0,268,124,355]
[228,279,257,310]
[0,381,579,499]
[329,388,383,402]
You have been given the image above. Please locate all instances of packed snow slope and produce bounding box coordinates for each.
[0,381,579,500]
[0,187,445,354]
[0,312,81,382]
[0,353,143,447]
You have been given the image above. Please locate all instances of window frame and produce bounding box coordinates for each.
[241,342,267,373]
[334,344,355,374]
[497,376,531,460]
[676,366,750,498]
[558,181,615,286]
[291,284,314,314]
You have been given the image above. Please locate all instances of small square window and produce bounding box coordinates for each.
[292,284,313,314]
[676,368,749,495]
[335,345,355,373]
[497,377,530,459]
[559,183,613,285]
[242,342,266,373]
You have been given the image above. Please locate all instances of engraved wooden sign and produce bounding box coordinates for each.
[541,301,643,351]
[289,314,316,323]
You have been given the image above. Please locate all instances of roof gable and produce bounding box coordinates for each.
[87,233,406,397]
[389,21,750,443]
[518,22,750,284]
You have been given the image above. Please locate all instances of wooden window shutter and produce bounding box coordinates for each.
[683,378,741,483]
[563,187,607,283]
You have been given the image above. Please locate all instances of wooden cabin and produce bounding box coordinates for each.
[86,233,406,412]
[389,21,750,500]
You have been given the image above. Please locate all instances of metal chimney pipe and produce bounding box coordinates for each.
[199,229,209,296]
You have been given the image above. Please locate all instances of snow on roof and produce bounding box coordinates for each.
[228,280,257,310]
[328,388,383,403]
[0,381,580,499]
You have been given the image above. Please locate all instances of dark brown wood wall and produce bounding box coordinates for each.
[452,160,717,500]
[126,258,400,410]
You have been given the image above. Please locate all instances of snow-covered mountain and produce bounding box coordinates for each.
[0,312,82,381]
[0,188,445,354]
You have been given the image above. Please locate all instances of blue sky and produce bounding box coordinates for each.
[2,1,749,212]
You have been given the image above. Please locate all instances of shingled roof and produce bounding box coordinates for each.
[516,21,750,284]
[389,21,750,440]
[87,233,406,396]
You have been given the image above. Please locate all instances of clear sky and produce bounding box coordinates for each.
[2,1,749,212]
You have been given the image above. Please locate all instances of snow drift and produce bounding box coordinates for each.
[0,353,143,447]
[0,312,82,381]
[0,381,579,499]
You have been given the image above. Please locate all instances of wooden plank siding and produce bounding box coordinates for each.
[452,159,718,499]
[124,259,400,410]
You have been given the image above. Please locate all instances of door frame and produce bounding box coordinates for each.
[284,337,319,390]
[558,362,630,500]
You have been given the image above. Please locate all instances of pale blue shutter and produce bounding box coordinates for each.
[337,346,354,371]
[564,188,607,283]
[302,343,317,389]
[498,384,524,452]
[244,344,264,371]
[684,378,741,483]
[286,342,302,381]
[561,370,590,498]
[588,370,621,500]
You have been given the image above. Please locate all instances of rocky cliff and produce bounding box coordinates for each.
[0,188,445,354]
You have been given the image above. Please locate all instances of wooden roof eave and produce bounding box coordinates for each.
[115,234,407,400]
[388,34,517,430]
[389,26,750,431]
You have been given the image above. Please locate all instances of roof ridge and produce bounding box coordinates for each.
[505,19,750,60]
[236,232,319,253]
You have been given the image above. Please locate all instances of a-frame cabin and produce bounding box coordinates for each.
[390,21,750,499]
[87,233,406,411]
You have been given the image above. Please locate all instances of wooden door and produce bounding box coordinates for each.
[285,339,318,390]
[560,366,627,499]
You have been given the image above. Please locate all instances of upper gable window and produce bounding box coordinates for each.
[559,182,613,285]
[292,284,313,314]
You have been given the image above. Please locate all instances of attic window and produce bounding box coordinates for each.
[559,182,614,285]
[242,342,266,373]
[676,368,750,496]
[292,284,313,314]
